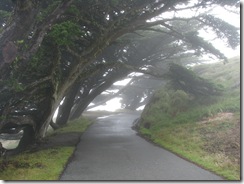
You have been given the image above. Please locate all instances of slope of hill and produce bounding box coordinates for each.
[137,56,240,180]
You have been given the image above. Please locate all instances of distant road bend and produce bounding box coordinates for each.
[60,112,223,180]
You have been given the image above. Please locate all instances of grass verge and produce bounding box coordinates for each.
[139,112,240,180]
[0,117,92,180]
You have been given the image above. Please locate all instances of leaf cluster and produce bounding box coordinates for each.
[168,63,223,97]
[0,10,11,19]
[198,14,240,49]
[49,21,83,46]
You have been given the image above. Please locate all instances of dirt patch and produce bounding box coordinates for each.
[197,112,240,165]
[197,112,234,124]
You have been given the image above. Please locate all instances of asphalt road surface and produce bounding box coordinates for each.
[60,112,223,181]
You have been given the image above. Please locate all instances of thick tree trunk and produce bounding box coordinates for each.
[55,82,81,126]
[37,98,59,139]
[67,86,90,120]
[69,96,93,120]
[50,120,59,130]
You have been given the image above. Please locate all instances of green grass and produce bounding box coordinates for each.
[48,117,92,135]
[139,115,240,180]
[0,117,93,180]
[193,57,240,89]
[0,147,75,180]
[138,56,240,180]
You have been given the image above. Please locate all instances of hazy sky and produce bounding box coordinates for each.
[160,3,240,59]
[199,6,240,58]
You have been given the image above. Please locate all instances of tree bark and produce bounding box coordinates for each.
[70,79,117,120]
[55,82,81,126]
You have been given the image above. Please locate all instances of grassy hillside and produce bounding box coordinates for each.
[138,56,240,180]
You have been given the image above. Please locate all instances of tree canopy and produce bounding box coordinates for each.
[0,0,240,153]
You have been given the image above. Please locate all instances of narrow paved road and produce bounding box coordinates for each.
[60,112,223,181]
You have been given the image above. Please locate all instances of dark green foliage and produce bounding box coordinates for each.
[65,4,79,16]
[184,31,227,61]
[37,0,61,22]
[198,14,240,49]
[168,63,223,97]
[0,10,11,19]
[49,21,83,46]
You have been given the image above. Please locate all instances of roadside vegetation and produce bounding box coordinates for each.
[0,117,92,180]
[138,56,240,180]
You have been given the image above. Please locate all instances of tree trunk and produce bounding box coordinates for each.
[50,120,59,130]
[37,98,58,139]
[55,82,81,126]
[69,96,93,120]
[70,80,116,120]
